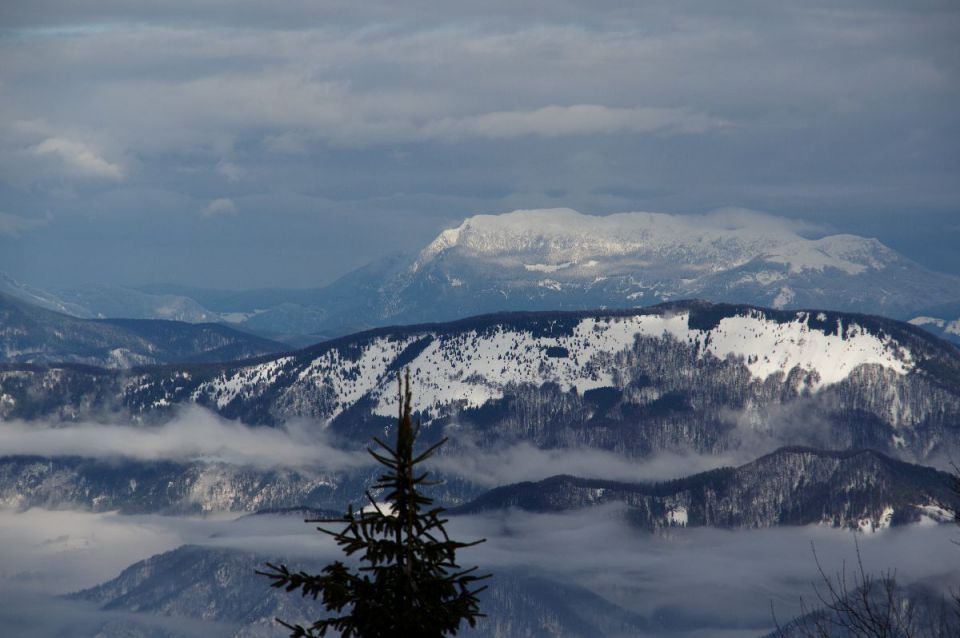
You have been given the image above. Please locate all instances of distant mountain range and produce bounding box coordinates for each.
[4,209,960,344]
[314,209,960,339]
[0,291,286,367]
[3,301,959,462]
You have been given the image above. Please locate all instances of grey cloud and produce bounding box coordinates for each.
[421,105,727,140]
[215,159,243,182]
[30,136,124,180]
[0,1,958,287]
[0,211,50,237]
[200,197,237,217]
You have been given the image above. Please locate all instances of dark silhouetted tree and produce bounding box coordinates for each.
[258,370,489,637]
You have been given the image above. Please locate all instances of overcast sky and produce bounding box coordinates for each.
[1,1,958,288]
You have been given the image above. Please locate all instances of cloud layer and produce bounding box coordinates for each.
[0,1,958,288]
[0,504,956,637]
[0,406,371,470]
[0,406,749,485]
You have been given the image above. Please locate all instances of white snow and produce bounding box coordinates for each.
[763,235,892,275]
[412,226,462,272]
[667,506,688,526]
[411,209,897,279]
[524,262,573,273]
[370,309,913,417]
[772,286,795,308]
[297,337,417,414]
[877,506,895,530]
[196,355,295,408]
[916,504,953,526]
[362,501,397,516]
[193,307,915,424]
[857,506,896,533]
[538,279,562,291]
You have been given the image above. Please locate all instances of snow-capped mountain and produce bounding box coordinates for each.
[3,302,959,461]
[910,305,960,345]
[335,208,960,333]
[8,210,959,343]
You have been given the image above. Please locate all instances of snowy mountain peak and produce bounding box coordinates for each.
[413,209,896,276]
[762,235,894,275]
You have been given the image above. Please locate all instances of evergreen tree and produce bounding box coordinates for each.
[258,370,489,637]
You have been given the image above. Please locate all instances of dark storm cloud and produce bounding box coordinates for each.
[0,1,958,287]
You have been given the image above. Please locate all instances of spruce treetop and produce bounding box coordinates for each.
[259,370,489,638]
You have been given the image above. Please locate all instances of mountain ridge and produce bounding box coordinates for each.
[3,446,953,524]
[0,291,287,367]
[2,301,959,462]
[5,210,960,343]
[451,446,958,531]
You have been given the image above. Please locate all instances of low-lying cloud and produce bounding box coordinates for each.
[452,508,960,636]
[1,504,957,638]
[432,437,742,486]
[0,406,752,486]
[0,406,371,470]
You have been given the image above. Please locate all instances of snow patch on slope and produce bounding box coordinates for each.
[297,336,419,413]
[196,356,295,409]
[190,307,915,424]
[370,310,913,417]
